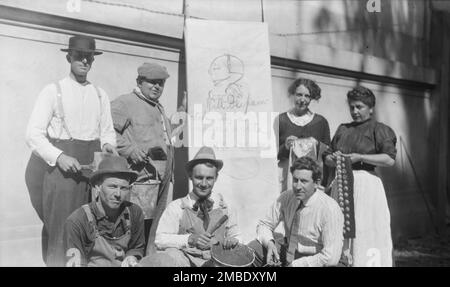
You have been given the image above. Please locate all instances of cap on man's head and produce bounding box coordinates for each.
[61,35,103,55]
[138,63,170,80]
[185,146,223,174]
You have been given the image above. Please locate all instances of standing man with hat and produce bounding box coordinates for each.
[110,62,174,249]
[63,155,145,267]
[151,146,241,267]
[25,35,117,266]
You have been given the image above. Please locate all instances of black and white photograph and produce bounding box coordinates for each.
[0,0,449,270]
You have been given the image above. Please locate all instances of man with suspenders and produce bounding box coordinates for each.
[25,35,117,266]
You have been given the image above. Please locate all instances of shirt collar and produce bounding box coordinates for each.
[91,199,128,221]
[189,191,213,202]
[68,72,90,86]
[181,192,215,209]
[133,87,160,107]
[300,188,319,207]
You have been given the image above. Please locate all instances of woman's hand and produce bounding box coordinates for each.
[343,153,395,167]
[342,153,362,163]
[324,151,343,167]
[285,135,298,150]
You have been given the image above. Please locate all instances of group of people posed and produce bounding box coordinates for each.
[24,35,397,267]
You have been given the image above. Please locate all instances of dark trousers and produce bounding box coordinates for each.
[31,139,100,266]
[247,238,287,267]
[144,219,153,251]
[248,238,347,267]
[25,153,48,262]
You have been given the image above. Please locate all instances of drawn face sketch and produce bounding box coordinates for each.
[208,54,244,86]
[207,54,249,113]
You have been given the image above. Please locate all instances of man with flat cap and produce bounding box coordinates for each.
[151,146,241,267]
[110,62,174,248]
[25,35,117,266]
[63,155,145,267]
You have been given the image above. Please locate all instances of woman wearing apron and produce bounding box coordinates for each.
[324,86,397,267]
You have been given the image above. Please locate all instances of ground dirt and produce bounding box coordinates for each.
[393,225,450,267]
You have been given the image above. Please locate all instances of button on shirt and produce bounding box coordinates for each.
[257,189,344,267]
[26,75,116,166]
[155,192,241,250]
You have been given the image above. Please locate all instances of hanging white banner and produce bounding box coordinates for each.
[185,18,279,243]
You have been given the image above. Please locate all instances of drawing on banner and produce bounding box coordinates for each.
[207,54,251,113]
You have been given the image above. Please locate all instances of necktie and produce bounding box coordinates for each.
[286,201,304,265]
[193,199,214,231]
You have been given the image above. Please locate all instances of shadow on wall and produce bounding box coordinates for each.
[306,0,439,240]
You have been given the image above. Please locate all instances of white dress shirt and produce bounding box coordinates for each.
[26,75,116,166]
[257,189,344,267]
[155,192,241,250]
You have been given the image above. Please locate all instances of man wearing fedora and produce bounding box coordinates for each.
[110,62,174,249]
[153,146,241,267]
[25,35,117,266]
[63,155,145,267]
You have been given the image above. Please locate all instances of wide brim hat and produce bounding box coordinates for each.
[89,155,138,184]
[61,35,103,55]
[185,146,223,173]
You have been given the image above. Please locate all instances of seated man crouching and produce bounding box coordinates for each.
[249,156,344,267]
[63,155,145,267]
[151,146,241,267]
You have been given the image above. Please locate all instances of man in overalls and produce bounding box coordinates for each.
[63,155,145,267]
[110,62,174,249]
[152,146,241,267]
[25,35,117,266]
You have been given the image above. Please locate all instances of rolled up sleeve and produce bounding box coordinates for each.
[256,198,283,248]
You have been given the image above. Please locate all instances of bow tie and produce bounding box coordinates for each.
[193,198,214,230]
[192,198,214,212]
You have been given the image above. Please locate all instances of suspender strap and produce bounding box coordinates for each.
[82,204,132,235]
[124,207,131,230]
[82,204,95,223]
[82,204,100,238]
[55,82,73,139]
[93,85,102,138]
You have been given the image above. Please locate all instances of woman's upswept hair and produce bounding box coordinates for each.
[347,86,376,108]
[288,78,321,100]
